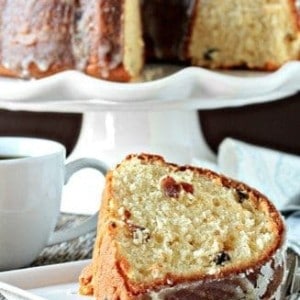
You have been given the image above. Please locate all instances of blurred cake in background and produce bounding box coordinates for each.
[0,0,299,81]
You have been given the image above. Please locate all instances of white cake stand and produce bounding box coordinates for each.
[0,63,299,214]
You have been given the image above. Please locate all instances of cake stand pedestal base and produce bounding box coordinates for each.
[69,110,215,165]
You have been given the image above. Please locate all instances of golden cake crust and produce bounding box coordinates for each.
[80,154,286,300]
[0,63,73,79]
[85,62,131,82]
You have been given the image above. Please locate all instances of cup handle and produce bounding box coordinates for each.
[47,158,108,246]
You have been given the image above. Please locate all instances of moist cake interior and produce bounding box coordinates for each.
[109,157,279,285]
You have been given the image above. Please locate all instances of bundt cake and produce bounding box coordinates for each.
[79,154,286,300]
[0,0,300,81]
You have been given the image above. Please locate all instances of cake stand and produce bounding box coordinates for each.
[0,62,299,214]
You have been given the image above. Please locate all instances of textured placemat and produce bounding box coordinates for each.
[30,213,96,267]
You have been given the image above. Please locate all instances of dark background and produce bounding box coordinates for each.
[0,93,299,156]
[0,110,82,156]
[199,93,300,156]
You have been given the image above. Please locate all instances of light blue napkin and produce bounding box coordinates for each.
[218,138,300,210]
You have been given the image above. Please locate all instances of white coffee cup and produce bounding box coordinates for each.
[0,137,108,271]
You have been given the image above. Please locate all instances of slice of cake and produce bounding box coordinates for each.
[79,154,286,300]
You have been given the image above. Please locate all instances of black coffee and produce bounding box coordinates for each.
[0,155,28,160]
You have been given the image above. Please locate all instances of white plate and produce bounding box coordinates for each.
[0,62,300,112]
[0,260,91,300]
[0,88,295,113]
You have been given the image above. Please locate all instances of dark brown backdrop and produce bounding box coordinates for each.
[0,92,299,156]
[199,92,300,156]
[0,110,82,156]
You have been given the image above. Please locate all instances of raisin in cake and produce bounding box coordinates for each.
[79,154,286,300]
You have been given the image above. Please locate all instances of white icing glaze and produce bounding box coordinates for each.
[1,0,75,78]
[73,0,123,78]
[72,0,96,71]
[255,260,274,298]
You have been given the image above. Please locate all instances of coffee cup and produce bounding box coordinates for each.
[0,137,108,271]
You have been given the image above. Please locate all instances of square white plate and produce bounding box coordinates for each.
[0,260,91,299]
